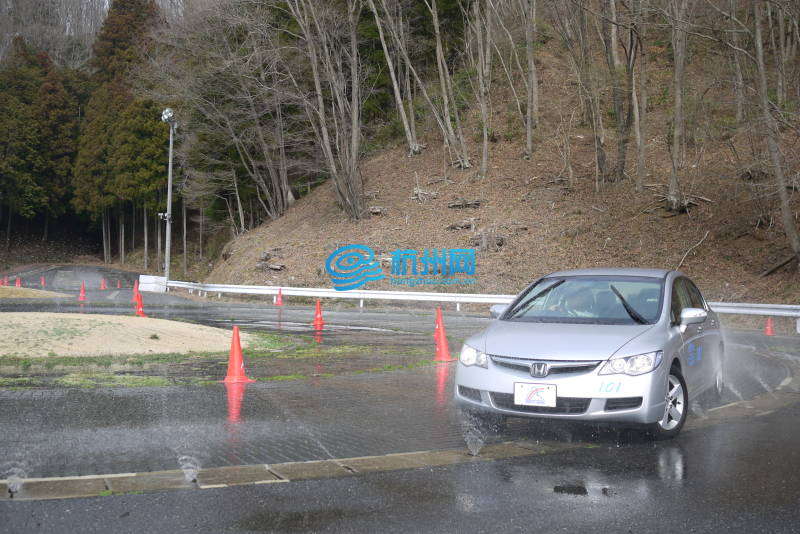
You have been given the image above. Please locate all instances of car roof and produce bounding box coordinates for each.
[543,267,671,279]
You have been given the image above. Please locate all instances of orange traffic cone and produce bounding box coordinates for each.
[275,288,284,306]
[135,292,147,318]
[100,279,107,290]
[40,276,45,288]
[132,280,139,302]
[15,277,20,287]
[223,326,256,383]
[117,280,121,289]
[313,299,325,330]
[434,306,452,361]
[78,281,86,302]
[764,317,775,336]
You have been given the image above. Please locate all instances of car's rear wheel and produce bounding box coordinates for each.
[649,366,688,440]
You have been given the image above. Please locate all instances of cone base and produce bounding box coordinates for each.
[222,377,256,383]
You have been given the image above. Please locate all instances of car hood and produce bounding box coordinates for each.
[481,320,655,361]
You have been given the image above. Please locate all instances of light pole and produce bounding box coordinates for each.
[161,108,177,285]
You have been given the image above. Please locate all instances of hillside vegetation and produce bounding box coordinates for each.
[2,1,799,304]
[208,42,799,303]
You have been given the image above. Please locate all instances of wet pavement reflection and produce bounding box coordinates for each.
[1,265,800,532]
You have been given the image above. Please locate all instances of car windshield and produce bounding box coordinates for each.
[503,276,664,325]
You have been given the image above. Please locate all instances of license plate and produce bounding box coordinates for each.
[514,383,557,407]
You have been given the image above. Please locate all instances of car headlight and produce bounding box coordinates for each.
[599,351,662,376]
[459,344,488,368]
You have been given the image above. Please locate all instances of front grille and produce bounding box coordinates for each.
[490,392,590,414]
[490,355,600,376]
[458,385,482,402]
[605,397,643,411]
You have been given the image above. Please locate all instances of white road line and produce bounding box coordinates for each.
[107,290,119,300]
[778,376,793,390]
[708,401,742,412]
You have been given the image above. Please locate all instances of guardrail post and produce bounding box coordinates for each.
[360,299,363,309]
[456,303,461,312]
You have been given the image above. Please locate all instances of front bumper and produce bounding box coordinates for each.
[454,357,668,425]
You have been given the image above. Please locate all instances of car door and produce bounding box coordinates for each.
[669,278,706,394]
[685,279,719,392]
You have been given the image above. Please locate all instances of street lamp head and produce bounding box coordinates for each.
[161,108,175,123]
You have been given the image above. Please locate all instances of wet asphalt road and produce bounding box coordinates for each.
[1,265,800,532]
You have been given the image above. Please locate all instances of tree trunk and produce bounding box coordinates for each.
[524,0,538,156]
[609,0,620,67]
[182,197,187,278]
[367,0,421,155]
[468,0,493,178]
[633,0,646,193]
[426,0,470,167]
[198,205,203,261]
[101,208,109,263]
[157,211,162,273]
[667,0,690,211]
[753,1,800,267]
[41,212,49,243]
[5,208,11,252]
[133,205,137,252]
[729,0,745,122]
[119,209,125,264]
[232,171,246,233]
[144,206,149,270]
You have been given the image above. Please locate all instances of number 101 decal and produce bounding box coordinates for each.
[599,382,622,393]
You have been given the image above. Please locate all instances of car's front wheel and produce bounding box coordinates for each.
[649,365,688,440]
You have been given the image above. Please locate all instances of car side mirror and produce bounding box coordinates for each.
[490,304,508,319]
[679,308,707,332]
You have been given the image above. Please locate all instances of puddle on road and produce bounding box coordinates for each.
[0,328,437,389]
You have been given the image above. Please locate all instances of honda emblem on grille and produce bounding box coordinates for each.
[531,362,549,378]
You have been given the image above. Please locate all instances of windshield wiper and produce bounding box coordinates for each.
[609,284,648,325]
[507,279,565,318]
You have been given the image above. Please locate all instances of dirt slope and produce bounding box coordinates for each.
[206,46,798,304]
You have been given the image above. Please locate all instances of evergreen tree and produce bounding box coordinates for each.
[72,0,164,261]
[0,38,47,236]
[91,0,159,84]
[33,57,80,234]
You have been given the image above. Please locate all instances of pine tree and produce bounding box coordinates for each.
[72,0,163,261]
[0,37,47,250]
[91,0,159,84]
[33,57,80,238]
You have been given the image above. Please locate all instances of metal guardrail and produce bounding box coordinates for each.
[708,302,800,318]
[166,280,514,310]
[161,279,800,317]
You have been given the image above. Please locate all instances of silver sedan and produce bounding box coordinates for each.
[454,268,724,439]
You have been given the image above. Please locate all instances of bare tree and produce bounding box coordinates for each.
[551,0,607,191]
[464,0,494,178]
[487,0,539,158]
[753,1,800,266]
[366,0,423,156]
[597,0,639,182]
[285,0,365,218]
[665,0,694,211]
[140,1,301,226]
[375,0,471,167]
